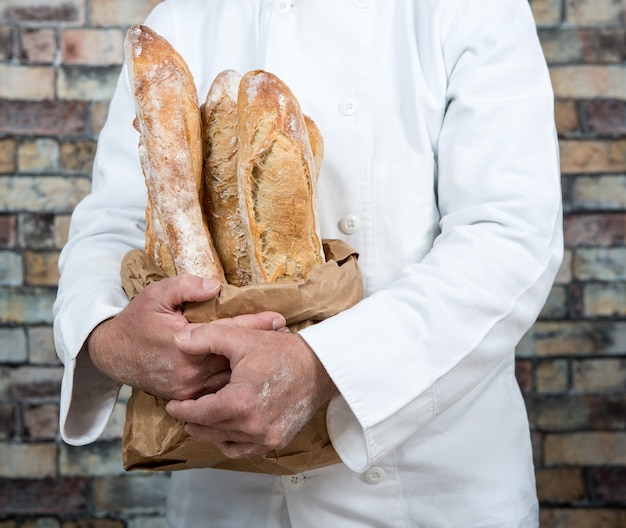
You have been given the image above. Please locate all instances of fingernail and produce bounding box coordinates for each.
[184,424,196,438]
[202,278,220,292]
[273,316,287,330]
[174,329,191,342]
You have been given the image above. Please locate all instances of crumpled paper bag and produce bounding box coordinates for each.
[120,239,363,474]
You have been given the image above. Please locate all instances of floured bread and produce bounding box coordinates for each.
[201,70,251,286]
[236,70,324,284]
[125,24,225,281]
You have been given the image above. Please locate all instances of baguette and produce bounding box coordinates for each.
[237,70,324,283]
[201,70,252,286]
[125,24,225,281]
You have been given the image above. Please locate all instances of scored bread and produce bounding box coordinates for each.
[201,70,252,286]
[236,70,324,283]
[125,24,225,281]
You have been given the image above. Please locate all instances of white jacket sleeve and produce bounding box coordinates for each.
[53,3,174,445]
[299,0,563,472]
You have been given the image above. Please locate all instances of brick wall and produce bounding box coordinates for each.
[0,0,624,526]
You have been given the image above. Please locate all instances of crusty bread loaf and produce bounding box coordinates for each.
[125,24,225,281]
[304,115,323,184]
[201,70,252,286]
[237,70,324,283]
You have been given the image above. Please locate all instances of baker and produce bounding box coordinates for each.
[53,1,563,526]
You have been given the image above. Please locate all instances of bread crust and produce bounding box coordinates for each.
[237,70,324,283]
[125,24,225,281]
[201,70,252,286]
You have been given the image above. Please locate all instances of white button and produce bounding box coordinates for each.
[338,99,358,116]
[339,214,360,235]
[364,466,385,485]
[352,0,371,8]
[274,0,292,14]
[286,473,305,488]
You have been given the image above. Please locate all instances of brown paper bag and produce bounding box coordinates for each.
[120,239,363,474]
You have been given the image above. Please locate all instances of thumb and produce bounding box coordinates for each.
[149,274,221,310]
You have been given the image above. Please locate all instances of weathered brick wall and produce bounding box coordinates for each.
[0,0,623,526]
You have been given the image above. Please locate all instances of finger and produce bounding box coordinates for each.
[213,311,287,331]
[215,441,270,459]
[165,391,233,425]
[184,423,254,444]
[146,274,221,311]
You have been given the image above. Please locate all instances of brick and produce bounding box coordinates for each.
[530,0,561,26]
[554,249,572,284]
[94,474,170,514]
[526,394,590,431]
[0,403,15,439]
[560,139,626,174]
[0,365,62,399]
[0,327,27,363]
[554,100,579,135]
[20,28,57,63]
[22,403,59,440]
[550,65,626,99]
[57,66,122,101]
[572,358,626,392]
[564,213,626,247]
[60,140,97,174]
[127,517,168,528]
[0,176,91,213]
[0,444,56,478]
[544,432,626,465]
[574,248,626,280]
[583,282,626,317]
[19,213,57,250]
[0,27,12,61]
[536,359,569,393]
[570,176,626,212]
[17,139,60,174]
[518,321,626,357]
[0,100,90,135]
[24,251,60,286]
[28,325,59,364]
[514,358,533,393]
[0,477,91,514]
[540,508,626,528]
[62,520,125,528]
[0,251,23,286]
[60,441,124,477]
[582,100,626,135]
[0,0,85,25]
[0,138,16,174]
[588,467,626,503]
[92,101,111,135]
[540,28,626,64]
[61,28,124,65]
[90,0,162,26]
[0,216,16,248]
[54,214,71,248]
[538,285,567,319]
[535,468,585,503]
[565,0,626,25]
[0,64,54,100]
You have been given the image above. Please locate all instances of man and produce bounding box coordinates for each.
[54,0,563,526]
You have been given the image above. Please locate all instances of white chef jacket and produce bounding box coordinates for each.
[53,0,563,526]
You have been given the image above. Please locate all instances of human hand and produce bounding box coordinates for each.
[165,326,338,458]
[86,275,287,400]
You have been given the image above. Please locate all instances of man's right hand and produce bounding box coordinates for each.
[86,274,286,401]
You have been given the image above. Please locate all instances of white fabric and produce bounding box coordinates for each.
[53,0,563,526]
